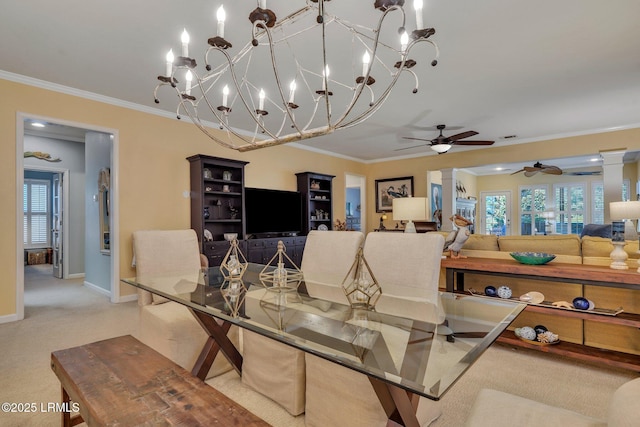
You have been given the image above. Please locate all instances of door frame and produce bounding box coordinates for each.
[16,112,121,321]
[479,190,512,235]
[344,173,366,232]
[24,166,70,280]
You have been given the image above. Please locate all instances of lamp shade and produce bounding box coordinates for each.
[609,201,640,220]
[392,197,428,221]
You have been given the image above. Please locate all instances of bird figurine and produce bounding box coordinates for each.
[443,214,473,259]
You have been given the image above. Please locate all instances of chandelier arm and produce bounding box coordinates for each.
[337,37,438,130]
[253,19,304,139]
[332,5,403,129]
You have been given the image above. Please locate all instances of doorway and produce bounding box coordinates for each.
[480,191,512,235]
[345,173,366,231]
[16,113,121,322]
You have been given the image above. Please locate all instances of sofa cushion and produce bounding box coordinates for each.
[464,234,499,251]
[581,224,612,238]
[582,236,640,259]
[607,378,640,427]
[498,234,581,256]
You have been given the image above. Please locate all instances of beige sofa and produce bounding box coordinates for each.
[451,233,639,266]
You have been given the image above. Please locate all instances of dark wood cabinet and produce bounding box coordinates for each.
[187,155,248,265]
[245,236,306,267]
[296,172,335,235]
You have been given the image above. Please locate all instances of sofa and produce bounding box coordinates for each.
[449,232,639,266]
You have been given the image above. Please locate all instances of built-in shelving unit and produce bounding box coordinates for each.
[296,172,335,235]
[187,155,248,265]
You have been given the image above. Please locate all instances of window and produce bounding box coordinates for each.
[553,183,585,234]
[519,185,548,235]
[24,179,51,248]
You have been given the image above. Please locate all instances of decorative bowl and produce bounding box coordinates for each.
[510,252,556,265]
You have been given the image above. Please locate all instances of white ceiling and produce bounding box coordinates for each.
[4,0,640,167]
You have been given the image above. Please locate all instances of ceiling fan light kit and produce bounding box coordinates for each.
[399,123,495,153]
[154,0,440,151]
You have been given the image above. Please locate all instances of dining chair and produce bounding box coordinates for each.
[304,231,446,427]
[133,229,237,379]
[241,230,365,416]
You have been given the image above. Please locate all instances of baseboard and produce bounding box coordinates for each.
[67,273,85,279]
[84,281,110,297]
[0,313,20,324]
[117,293,138,303]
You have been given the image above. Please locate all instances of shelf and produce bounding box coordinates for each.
[310,189,331,193]
[205,219,242,223]
[311,198,331,202]
[497,331,640,372]
[205,191,242,196]
[205,178,242,185]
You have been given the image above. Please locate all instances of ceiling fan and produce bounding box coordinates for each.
[511,161,563,177]
[397,124,495,154]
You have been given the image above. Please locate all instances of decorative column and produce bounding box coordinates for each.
[441,168,457,232]
[601,150,625,223]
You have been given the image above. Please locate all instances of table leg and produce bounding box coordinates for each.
[189,309,243,379]
[369,377,421,427]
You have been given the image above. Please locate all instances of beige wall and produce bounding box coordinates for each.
[2,77,639,318]
[0,78,366,317]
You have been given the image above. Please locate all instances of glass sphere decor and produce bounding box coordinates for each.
[497,286,512,299]
[484,286,497,297]
[572,297,590,310]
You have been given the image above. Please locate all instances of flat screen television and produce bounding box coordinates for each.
[245,187,302,237]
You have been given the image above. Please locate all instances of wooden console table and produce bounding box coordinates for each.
[441,257,640,371]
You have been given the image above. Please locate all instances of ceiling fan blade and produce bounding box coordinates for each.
[510,168,526,175]
[524,170,539,177]
[448,130,478,141]
[402,137,433,142]
[523,166,541,172]
[394,144,428,151]
[454,140,495,146]
[542,167,563,175]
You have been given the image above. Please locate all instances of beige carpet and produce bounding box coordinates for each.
[1,265,636,426]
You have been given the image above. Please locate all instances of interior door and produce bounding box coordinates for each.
[52,173,63,278]
[480,191,511,235]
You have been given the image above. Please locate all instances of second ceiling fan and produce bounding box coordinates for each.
[511,162,563,177]
[398,124,495,153]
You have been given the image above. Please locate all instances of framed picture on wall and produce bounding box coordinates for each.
[375,176,413,212]
[431,183,442,227]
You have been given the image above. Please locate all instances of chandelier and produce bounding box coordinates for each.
[154,0,439,151]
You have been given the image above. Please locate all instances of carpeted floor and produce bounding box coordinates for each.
[0,264,636,426]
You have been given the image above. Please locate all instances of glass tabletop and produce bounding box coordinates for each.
[122,263,525,400]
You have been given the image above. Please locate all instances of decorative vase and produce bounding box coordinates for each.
[203,206,210,219]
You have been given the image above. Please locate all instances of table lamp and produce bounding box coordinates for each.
[610,201,640,272]
[541,210,555,235]
[392,197,428,233]
[379,213,387,230]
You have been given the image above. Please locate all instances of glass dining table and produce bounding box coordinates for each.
[122,263,525,426]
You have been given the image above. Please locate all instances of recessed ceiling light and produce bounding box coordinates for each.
[590,157,600,162]
[494,167,505,171]
[31,122,45,128]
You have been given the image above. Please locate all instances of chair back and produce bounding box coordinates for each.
[363,232,445,304]
[300,231,364,303]
[132,229,202,306]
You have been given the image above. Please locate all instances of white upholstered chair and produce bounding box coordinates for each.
[464,378,640,427]
[133,229,235,379]
[304,232,446,427]
[241,230,365,416]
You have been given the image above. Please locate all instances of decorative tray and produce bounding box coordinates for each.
[517,336,560,346]
[510,252,556,265]
[467,289,624,317]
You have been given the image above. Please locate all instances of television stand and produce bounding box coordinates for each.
[245,235,306,267]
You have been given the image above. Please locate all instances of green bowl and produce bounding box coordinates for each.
[510,252,556,265]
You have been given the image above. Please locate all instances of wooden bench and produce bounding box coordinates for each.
[50,335,269,427]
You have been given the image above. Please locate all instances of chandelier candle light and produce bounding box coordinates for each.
[154,0,439,151]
